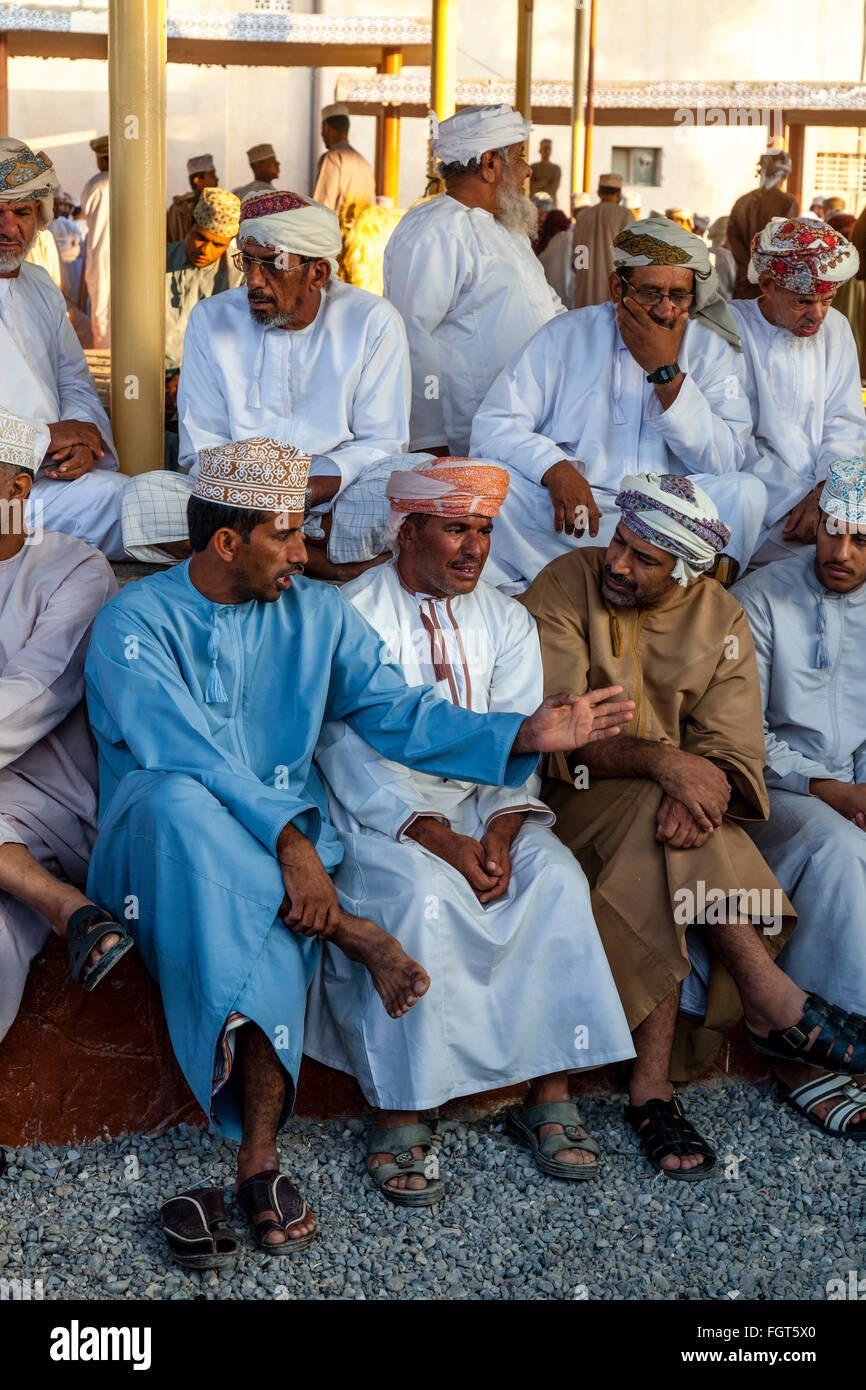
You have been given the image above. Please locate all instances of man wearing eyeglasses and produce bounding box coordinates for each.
[470,215,766,592]
[176,190,411,581]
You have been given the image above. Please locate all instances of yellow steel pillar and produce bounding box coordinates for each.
[383,47,402,206]
[0,33,8,137]
[431,0,457,121]
[515,0,533,120]
[570,0,588,201]
[108,0,166,475]
[429,0,457,183]
[583,0,596,193]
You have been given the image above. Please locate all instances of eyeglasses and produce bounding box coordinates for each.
[618,272,694,309]
[231,251,312,277]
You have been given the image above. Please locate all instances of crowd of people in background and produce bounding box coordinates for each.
[1,101,866,1264]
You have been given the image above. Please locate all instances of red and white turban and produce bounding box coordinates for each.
[384,456,510,552]
[749,216,859,294]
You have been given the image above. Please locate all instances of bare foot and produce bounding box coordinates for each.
[330,912,430,1019]
[235,1143,316,1247]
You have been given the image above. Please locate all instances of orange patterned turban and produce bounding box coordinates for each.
[385,457,509,519]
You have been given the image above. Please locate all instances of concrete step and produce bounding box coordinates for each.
[0,935,772,1147]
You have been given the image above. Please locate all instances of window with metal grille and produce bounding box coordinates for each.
[814,152,866,198]
[252,0,292,10]
[611,146,661,187]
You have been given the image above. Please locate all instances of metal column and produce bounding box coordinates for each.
[108,0,166,475]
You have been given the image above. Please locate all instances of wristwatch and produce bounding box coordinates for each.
[646,362,682,385]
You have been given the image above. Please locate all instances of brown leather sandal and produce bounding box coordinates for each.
[236,1169,316,1255]
[159,1186,239,1269]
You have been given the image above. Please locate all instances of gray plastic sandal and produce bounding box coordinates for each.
[505,1101,601,1181]
[367,1122,444,1208]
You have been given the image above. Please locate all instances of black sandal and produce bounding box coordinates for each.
[748,993,866,1076]
[236,1169,315,1255]
[66,904,133,991]
[159,1187,239,1270]
[624,1095,717,1182]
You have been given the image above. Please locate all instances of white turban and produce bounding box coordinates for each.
[238,190,341,278]
[121,471,195,565]
[0,138,59,228]
[614,472,731,586]
[431,104,531,169]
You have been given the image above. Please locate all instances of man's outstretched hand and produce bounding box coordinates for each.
[513,687,635,755]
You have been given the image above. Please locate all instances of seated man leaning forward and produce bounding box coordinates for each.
[0,407,132,1047]
[734,458,866,1138]
[523,473,866,1179]
[470,215,765,592]
[730,217,866,565]
[176,190,411,581]
[306,457,635,1204]
[0,138,127,556]
[84,437,633,1260]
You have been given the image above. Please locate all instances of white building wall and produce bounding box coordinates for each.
[3,0,865,217]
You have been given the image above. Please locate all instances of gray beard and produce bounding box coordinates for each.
[0,248,26,273]
[249,305,295,328]
[495,183,539,239]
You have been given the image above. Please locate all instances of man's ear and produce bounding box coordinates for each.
[479,149,499,184]
[310,260,331,289]
[211,527,242,564]
[609,270,623,303]
[10,470,33,503]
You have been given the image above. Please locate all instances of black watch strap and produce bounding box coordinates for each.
[646,362,682,385]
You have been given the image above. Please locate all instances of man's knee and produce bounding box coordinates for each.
[736,472,769,518]
[131,771,212,827]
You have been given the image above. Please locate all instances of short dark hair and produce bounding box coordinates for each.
[187,495,268,552]
[324,114,349,137]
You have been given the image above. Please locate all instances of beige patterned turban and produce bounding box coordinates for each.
[194,438,311,513]
[613,214,741,350]
[193,187,241,239]
[0,138,59,227]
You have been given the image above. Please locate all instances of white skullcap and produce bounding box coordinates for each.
[0,405,50,474]
[247,143,276,163]
[431,104,531,168]
[321,104,349,121]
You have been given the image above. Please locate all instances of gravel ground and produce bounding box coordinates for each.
[2,1078,865,1301]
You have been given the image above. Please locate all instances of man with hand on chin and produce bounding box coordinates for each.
[470,215,765,592]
